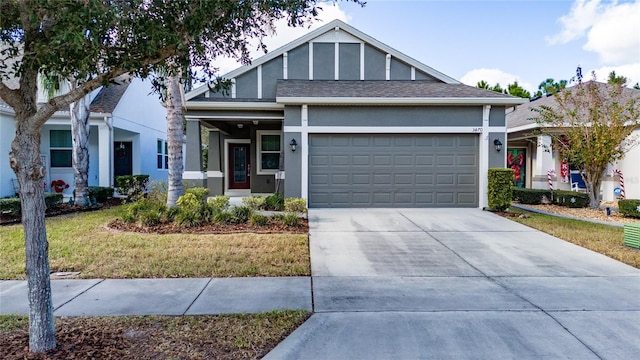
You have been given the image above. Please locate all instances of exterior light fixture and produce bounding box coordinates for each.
[237,123,243,129]
[119,142,125,150]
[289,138,297,152]
[493,139,503,152]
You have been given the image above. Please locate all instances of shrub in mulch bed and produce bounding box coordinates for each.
[108,217,308,234]
[1,198,122,226]
[619,199,640,219]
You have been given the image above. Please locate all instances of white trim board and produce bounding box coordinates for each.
[283,126,488,134]
[276,97,527,106]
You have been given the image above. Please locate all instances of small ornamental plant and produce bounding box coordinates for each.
[51,179,70,193]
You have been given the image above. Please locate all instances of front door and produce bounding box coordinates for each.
[114,141,133,183]
[229,143,250,189]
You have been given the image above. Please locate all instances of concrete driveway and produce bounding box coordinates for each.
[265,209,640,360]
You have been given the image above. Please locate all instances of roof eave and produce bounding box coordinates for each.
[185,101,284,111]
[276,96,528,106]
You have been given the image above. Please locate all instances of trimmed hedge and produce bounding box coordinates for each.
[619,199,640,219]
[88,186,114,203]
[512,188,589,208]
[551,190,589,208]
[488,168,514,211]
[512,188,552,205]
[0,193,63,216]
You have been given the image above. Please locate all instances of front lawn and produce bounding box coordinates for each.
[508,209,640,268]
[0,310,310,359]
[0,206,310,279]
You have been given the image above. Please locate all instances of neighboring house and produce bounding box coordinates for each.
[184,19,525,208]
[0,75,168,198]
[506,84,640,201]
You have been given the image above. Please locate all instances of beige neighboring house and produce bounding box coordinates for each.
[506,83,640,201]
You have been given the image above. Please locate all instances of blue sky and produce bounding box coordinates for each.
[215,0,640,94]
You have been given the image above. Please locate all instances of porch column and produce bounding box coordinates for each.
[97,122,112,187]
[207,130,224,195]
[183,119,206,187]
[533,135,554,189]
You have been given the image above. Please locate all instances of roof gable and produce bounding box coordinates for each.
[186,19,459,100]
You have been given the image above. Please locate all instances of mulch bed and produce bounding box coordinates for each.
[107,218,309,234]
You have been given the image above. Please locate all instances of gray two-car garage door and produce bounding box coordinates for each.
[308,134,479,208]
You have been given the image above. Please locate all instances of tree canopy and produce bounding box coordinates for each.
[476,80,530,99]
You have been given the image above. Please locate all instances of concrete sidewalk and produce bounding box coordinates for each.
[0,277,311,316]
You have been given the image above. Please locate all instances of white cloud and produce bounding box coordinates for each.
[546,0,604,45]
[460,68,534,93]
[583,1,640,64]
[587,63,640,87]
[547,0,640,65]
[213,3,349,75]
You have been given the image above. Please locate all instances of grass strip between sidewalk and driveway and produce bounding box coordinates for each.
[0,207,310,279]
[0,310,310,360]
[508,208,640,269]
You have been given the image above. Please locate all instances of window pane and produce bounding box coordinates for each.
[157,140,162,154]
[50,150,72,167]
[164,141,168,155]
[261,135,280,151]
[50,130,72,147]
[261,153,280,170]
[164,155,168,169]
[157,155,163,169]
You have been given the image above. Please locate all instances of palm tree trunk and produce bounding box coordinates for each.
[166,73,184,207]
[70,80,91,206]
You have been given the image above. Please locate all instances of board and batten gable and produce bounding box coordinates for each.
[190,26,445,101]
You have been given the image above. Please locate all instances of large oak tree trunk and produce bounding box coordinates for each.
[10,117,56,352]
[70,82,91,206]
[166,74,184,207]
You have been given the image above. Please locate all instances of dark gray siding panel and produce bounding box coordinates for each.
[308,134,478,208]
[250,126,279,193]
[284,131,302,198]
[390,58,411,80]
[489,106,506,126]
[313,43,335,80]
[339,43,360,80]
[364,44,385,80]
[284,106,301,126]
[235,68,258,99]
[488,132,506,168]
[288,43,309,80]
[308,106,483,127]
[414,70,439,82]
[185,121,203,171]
[262,56,283,99]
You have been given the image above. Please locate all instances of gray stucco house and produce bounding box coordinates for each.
[184,20,525,208]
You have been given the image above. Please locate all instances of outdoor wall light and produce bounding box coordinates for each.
[289,138,298,152]
[493,139,503,152]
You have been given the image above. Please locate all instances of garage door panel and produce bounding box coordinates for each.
[352,155,371,165]
[415,155,434,166]
[309,134,478,208]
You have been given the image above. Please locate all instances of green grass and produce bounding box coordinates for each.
[509,209,640,268]
[0,207,310,279]
[0,311,310,359]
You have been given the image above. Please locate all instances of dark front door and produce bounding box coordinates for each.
[229,143,250,189]
[114,141,133,182]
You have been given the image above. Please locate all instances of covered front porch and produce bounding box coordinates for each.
[184,104,285,197]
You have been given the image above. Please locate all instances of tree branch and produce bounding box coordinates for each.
[0,81,21,109]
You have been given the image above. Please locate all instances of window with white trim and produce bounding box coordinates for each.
[50,130,72,167]
[157,139,168,170]
[256,130,281,174]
